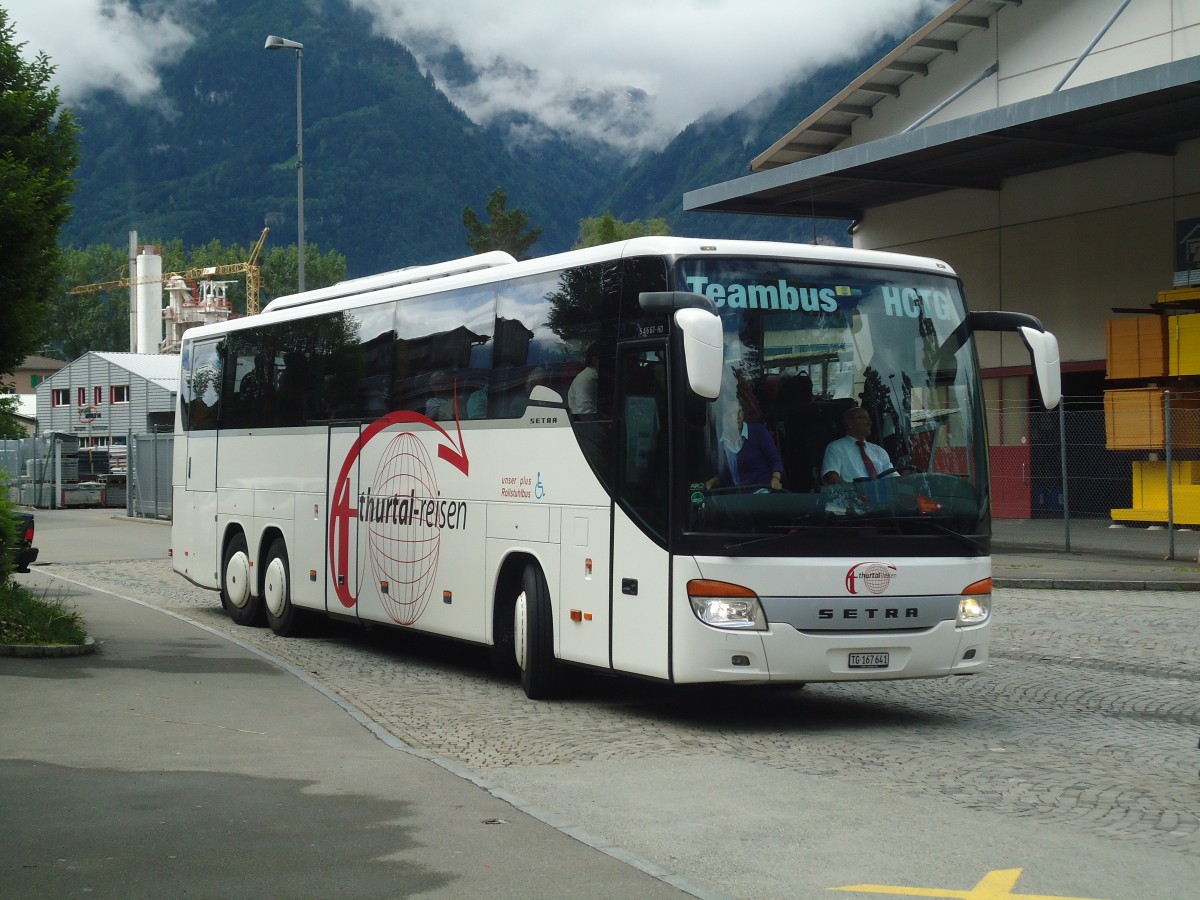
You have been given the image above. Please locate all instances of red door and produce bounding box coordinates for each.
[990,443,1031,518]
[988,375,1032,519]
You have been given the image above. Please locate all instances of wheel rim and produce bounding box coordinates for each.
[264,556,288,618]
[224,550,251,609]
[513,589,528,672]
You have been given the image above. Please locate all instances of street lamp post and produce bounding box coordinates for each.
[264,34,305,293]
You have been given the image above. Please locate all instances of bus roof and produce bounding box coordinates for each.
[262,250,519,313]
[189,237,959,342]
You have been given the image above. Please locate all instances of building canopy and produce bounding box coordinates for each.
[685,56,1200,222]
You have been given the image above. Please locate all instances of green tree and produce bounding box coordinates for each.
[0,394,27,440]
[56,244,132,359]
[462,186,541,260]
[0,9,79,376]
[572,212,670,249]
[261,243,348,301]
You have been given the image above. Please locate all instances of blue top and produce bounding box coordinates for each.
[716,423,783,489]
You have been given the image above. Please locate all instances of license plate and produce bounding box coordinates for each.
[849,652,890,669]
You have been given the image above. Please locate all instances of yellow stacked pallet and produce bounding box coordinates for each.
[1106,317,1167,379]
[1104,388,1200,450]
[1105,319,1138,379]
[1106,300,1200,525]
[1111,461,1200,525]
[1169,313,1200,376]
[1158,287,1200,305]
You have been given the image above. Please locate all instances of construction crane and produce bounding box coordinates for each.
[68,227,270,314]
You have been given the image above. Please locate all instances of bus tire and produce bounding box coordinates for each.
[514,563,561,700]
[489,568,519,677]
[263,538,304,637]
[221,532,263,626]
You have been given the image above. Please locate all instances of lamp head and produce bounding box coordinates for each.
[264,35,303,51]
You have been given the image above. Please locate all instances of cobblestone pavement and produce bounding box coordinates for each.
[44,559,1200,896]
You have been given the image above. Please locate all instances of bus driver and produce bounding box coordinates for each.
[821,406,895,484]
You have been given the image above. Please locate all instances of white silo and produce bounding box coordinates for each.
[135,248,163,354]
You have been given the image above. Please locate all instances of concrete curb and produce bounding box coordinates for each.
[0,635,96,658]
[995,578,1200,591]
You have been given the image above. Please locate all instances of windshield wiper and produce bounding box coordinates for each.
[834,510,986,556]
[722,525,828,553]
[918,519,987,555]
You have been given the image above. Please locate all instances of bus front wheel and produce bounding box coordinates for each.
[221,532,263,626]
[514,563,561,700]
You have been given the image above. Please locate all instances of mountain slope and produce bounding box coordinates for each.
[62,0,620,275]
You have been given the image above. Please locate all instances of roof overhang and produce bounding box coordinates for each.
[684,57,1200,221]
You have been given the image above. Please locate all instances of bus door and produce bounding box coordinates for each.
[327,423,365,617]
[178,338,222,583]
[183,338,222,493]
[610,342,671,679]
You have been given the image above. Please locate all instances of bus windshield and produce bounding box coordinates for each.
[677,256,989,549]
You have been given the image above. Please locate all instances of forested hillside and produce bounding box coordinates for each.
[59,0,901,277]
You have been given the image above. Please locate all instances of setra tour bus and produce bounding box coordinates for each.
[171,237,1060,699]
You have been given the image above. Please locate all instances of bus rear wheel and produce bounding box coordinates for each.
[514,563,561,700]
[263,538,305,637]
[221,532,263,626]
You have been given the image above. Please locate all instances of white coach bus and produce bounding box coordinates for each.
[171,237,1059,699]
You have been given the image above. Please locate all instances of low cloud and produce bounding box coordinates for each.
[6,1,197,105]
[351,0,950,153]
[6,0,949,152]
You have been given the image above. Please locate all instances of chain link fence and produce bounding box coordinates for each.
[992,391,1200,559]
[131,432,172,520]
[1,433,172,521]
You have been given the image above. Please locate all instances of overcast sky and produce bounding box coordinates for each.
[6,0,949,153]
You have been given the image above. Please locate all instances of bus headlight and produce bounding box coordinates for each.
[687,579,767,630]
[956,578,992,626]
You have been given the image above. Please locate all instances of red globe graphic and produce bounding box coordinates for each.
[367,432,440,625]
[859,564,894,594]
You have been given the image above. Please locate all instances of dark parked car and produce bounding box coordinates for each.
[8,510,38,573]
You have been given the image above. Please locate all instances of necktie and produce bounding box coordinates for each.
[857,440,878,479]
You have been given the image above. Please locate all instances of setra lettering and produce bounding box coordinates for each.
[818,607,920,620]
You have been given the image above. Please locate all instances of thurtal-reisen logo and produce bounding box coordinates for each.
[328,402,470,626]
[845,562,897,595]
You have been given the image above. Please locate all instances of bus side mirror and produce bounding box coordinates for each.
[1019,326,1061,410]
[675,308,722,400]
[968,310,1061,410]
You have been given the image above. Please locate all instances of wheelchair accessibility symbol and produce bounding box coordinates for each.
[534,472,545,500]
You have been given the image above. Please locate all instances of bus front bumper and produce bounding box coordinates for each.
[670,618,988,684]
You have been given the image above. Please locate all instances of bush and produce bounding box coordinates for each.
[0,580,87,646]
[0,480,16,582]
[0,481,88,646]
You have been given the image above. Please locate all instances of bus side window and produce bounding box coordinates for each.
[186,339,222,431]
[615,348,668,540]
[274,351,310,426]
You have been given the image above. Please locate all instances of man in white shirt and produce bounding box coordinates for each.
[567,343,600,415]
[822,406,895,484]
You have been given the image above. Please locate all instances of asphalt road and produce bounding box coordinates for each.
[10,509,1200,899]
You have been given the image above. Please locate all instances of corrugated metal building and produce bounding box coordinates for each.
[35,352,178,444]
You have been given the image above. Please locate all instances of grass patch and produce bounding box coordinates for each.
[0,580,88,646]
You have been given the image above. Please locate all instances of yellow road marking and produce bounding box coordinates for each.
[831,868,1107,900]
